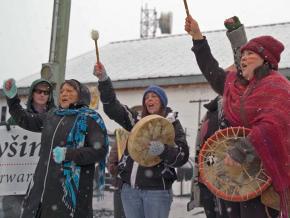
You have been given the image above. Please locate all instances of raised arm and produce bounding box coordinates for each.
[224,16,247,73]
[3,79,44,132]
[94,62,138,131]
[184,15,227,95]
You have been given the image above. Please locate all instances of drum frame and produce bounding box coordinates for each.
[198,126,272,202]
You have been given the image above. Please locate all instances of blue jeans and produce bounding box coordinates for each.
[121,183,173,218]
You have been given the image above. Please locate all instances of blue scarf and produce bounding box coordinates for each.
[55,107,108,211]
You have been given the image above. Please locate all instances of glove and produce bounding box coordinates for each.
[166,112,177,123]
[53,146,67,164]
[2,78,17,99]
[224,16,242,32]
[148,141,165,156]
[227,137,257,164]
[93,62,108,81]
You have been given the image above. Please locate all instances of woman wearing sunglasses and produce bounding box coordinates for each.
[1,78,55,218]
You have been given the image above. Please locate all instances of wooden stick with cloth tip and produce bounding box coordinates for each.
[91,29,100,63]
[183,0,190,16]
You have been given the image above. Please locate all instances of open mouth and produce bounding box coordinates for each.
[241,63,248,71]
[241,63,247,68]
[147,103,155,109]
[61,99,69,103]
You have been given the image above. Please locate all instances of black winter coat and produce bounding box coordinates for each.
[192,38,227,95]
[7,95,107,218]
[98,78,189,190]
[195,96,229,168]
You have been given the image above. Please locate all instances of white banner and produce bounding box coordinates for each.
[0,125,41,196]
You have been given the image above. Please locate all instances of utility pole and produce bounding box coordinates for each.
[41,0,71,102]
[189,99,209,126]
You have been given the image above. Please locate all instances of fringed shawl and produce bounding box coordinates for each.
[223,71,290,217]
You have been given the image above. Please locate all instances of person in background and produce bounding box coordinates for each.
[185,14,290,218]
[7,79,55,125]
[190,96,230,218]
[3,78,108,218]
[188,16,247,218]
[1,78,55,218]
[93,63,189,218]
[106,129,126,218]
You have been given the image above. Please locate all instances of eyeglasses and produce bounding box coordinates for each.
[34,89,50,95]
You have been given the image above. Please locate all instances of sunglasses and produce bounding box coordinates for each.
[34,89,50,95]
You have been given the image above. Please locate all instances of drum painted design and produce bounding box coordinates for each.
[128,114,175,167]
[198,126,272,202]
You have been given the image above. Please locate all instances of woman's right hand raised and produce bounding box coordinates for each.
[2,78,17,99]
[93,62,108,81]
[184,15,203,40]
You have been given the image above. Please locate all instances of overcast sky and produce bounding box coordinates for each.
[0,0,290,82]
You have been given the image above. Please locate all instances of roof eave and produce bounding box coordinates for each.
[1,68,290,96]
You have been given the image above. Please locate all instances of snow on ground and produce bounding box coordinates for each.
[93,191,206,218]
[0,190,206,218]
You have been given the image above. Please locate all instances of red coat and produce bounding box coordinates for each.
[192,38,290,216]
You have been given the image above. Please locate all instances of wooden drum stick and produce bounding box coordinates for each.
[91,30,100,63]
[183,0,190,16]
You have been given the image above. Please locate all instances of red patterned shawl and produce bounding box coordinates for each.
[223,71,290,215]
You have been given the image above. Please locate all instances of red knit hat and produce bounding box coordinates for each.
[240,35,284,70]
